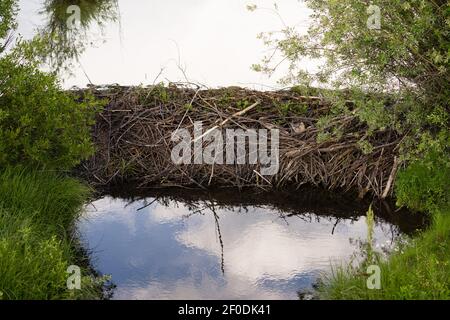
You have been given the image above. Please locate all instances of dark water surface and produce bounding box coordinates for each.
[77,188,426,300]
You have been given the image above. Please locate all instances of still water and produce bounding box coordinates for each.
[77,188,425,300]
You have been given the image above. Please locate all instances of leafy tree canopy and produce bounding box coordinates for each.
[0,0,109,169]
[0,0,17,52]
[39,0,119,71]
[252,0,449,156]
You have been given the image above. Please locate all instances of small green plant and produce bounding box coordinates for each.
[366,205,375,262]
[293,104,308,115]
[218,92,233,107]
[317,132,332,143]
[159,86,169,103]
[291,85,320,97]
[276,101,308,116]
[147,83,170,103]
[39,0,119,71]
[316,115,333,131]
[236,99,250,110]
[278,101,291,116]
[0,0,17,52]
[274,101,308,117]
[357,139,374,155]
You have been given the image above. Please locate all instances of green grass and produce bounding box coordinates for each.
[318,209,450,299]
[0,167,102,300]
[318,144,450,300]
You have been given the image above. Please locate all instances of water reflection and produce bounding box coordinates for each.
[77,188,426,299]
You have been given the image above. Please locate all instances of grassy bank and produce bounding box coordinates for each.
[318,208,450,299]
[0,167,101,300]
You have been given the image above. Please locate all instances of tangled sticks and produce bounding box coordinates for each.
[77,84,402,198]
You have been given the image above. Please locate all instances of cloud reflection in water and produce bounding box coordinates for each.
[78,195,398,300]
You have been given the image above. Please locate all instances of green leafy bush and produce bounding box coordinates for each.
[395,133,450,213]
[0,48,101,169]
[251,0,450,163]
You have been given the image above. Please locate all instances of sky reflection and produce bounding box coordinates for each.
[78,195,398,300]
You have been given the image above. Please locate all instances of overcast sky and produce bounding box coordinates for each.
[17,0,313,89]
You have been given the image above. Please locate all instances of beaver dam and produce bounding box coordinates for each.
[77,84,402,198]
[73,85,427,299]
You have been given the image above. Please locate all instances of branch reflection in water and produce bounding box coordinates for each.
[78,187,427,300]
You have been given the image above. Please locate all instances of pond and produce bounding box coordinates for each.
[77,188,426,300]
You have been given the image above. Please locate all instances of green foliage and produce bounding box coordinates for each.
[43,0,117,30]
[357,139,374,155]
[0,167,105,300]
[39,0,119,71]
[1,0,118,71]
[236,99,250,110]
[146,82,170,103]
[316,132,331,144]
[355,97,392,132]
[0,1,105,170]
[252,0,449,161]
[0,223,69,300]
[395,133,450,213]
[291,85,322,97]
[318,210,450,299]
[0,0,111,300]
[315,115,336,143]
[276,100,308,116]
[0,46,102,169]
[0,0,17,52]
[218,91,233,106]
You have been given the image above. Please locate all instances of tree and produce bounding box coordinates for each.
[251,0,449,210]
[0,0,17,52]
[39,0,119,71]
[0,0,105,169]
[253,1,448,140]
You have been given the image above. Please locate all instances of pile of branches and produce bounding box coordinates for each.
[76,84,403,198]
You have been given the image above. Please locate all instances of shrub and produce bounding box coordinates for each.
[395,133,450,213]
[0,47,102,169]
[251,0,450,165]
